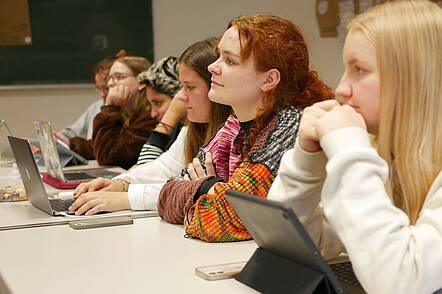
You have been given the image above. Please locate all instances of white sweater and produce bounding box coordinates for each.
[268,127,442,294]
[113,127,188,211]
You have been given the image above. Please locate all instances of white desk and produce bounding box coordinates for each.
[0,217,258,294]
[0,201,157,231]
[0,164,157,231]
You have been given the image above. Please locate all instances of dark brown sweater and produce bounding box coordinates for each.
[70,105,156,170]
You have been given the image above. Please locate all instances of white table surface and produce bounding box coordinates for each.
[0,217,258,294]
[0,200,158,230]
[0,164,156,231]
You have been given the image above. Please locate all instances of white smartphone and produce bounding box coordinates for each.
[195,261,247,281]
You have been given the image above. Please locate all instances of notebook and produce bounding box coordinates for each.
[8,136,75,216]
[0,120,15,166]
[226,190,365,294]
[33,120,119,189]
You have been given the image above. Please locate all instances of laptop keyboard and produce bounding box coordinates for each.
[330,261,362,288]
[49,198,73,212]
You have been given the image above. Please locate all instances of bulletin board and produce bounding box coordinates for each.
[0,0,32,46]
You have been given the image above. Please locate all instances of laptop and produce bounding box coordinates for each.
[33,120,119,188]
[0,120,15,166]
[8,136,74,216]
[226,190,365,294]
[34,120,88,167]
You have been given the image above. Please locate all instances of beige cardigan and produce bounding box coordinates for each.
[269,127,442,294]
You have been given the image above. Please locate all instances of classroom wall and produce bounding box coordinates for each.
[0,0,343,138]
[153,0,343,87]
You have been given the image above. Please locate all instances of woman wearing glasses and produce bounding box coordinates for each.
[57,54,119,145]
[70,56,158,170]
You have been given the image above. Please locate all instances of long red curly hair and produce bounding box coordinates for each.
[227,15,334,149]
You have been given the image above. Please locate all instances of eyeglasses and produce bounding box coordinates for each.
[105,73,134,84]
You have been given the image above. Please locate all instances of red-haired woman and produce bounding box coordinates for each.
[157,14,334,242]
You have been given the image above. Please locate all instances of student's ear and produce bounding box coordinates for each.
[261,69,280,92]
[138,83,146,92]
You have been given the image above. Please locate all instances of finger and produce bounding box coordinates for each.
[187,163,198,180]
[120,85,126,100]
[341,104,358,113]
[183,174,190,181]
[69,193,96,211]
[299,124,319,142]
[115,85,124,100]
[299,114,320,133]
[74,183,89,198]
[306,106,327,118]
[75,198,101,216]
[124,86,131,100]
[313,99,340,111]
[88,178,108,192]
[74,178,106,196]
[356,112,366,128]
[341,106,367,129]
[303,101,340,119]
[205,152,216,176]
[100,180,121,192]
[192,157,206,177]
[69,196,85,212]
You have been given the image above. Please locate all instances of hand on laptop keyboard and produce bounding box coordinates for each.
[69,191,130,215]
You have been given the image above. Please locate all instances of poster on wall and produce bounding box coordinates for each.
[337,0,373,43]
[0,0,32,46]
[317,0,442,42]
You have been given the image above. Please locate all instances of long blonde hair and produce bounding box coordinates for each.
[348,0,442,224]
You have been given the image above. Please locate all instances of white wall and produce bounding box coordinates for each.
[0,85,97,138]
[153,0,344,87]
[0,0,343,138]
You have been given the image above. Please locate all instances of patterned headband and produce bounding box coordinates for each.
[137,56,181,96]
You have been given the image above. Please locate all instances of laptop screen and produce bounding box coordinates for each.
[33,121,66,182]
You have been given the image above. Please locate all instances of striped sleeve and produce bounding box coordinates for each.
[137,144,164,165]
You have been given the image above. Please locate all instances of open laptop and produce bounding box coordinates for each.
[8,136,74,215]
[226,190,365,294]
[0,120,15,166]
[33,120,119,188]
[34,120,88,167]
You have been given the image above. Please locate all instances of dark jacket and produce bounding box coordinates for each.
[70,105,156,170]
